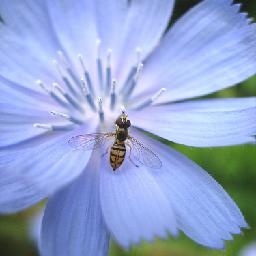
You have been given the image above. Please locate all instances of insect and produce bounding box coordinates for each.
[68,112,162,171]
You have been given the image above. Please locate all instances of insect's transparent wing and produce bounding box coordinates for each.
[127,136,162,169]
[68,133,114,150]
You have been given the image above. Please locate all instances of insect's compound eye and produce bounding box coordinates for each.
[126,120,131,128]
[115,117,123,126]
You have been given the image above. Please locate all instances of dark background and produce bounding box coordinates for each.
[0,1,256,256]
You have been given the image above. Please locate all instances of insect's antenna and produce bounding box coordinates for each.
[121,105,126,114]
[120,106,128,121]
[120,105,128,117]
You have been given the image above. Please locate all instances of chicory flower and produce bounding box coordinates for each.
[0,0,256,255]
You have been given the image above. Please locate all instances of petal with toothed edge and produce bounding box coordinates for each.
[130,98,256,147]
[41,152,110,256]
[130,129,247,249]
[0,124,96,213]
[134,0,256,102]
[100,151,178,248]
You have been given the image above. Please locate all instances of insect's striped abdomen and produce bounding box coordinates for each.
[110,142,126,171]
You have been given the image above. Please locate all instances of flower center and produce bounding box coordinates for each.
[33,39,166,132]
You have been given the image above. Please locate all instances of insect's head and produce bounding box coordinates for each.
[115,111,131,128]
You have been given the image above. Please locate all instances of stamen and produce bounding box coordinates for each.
[78,54,94,96]
[33,123,52,130]
[80,79,96,111]
[36,80,49,93]
[57,51,83,96]
[110,80,117,110]
[105,49,112,94]
[66,68,83,93]
[96,39,103,90]
[53,59,79,98]
[134,88,167,110]
[151,88,167,102]
[97,97,104,122]
[50,111,83,124]
[50,91,69,108]
[50,110,69,119]
[53,83,84,113]
[123,63,143,100]
[136,47,142,65]
[121,47,143,94]
[36,80,68,108]
[57,50,68,66]
[53,59,64,77]
[33,123,73,131]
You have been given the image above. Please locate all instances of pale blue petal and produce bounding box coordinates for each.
[41,152,110,256]
[130,98,256,147]
[0,125,95,213]
[0,124,49,148]
[116,0,175,84]
[134,0,256,102]
[100,153,178,248]
[0,103,52,124]
[0,0,57,45]
[46,0,98,67]
[0,99,65,148]
[0,77,52,108]
[0,2,61,89]
[0,76,76,148]
[94,0,127,53]
[131,129,247,249]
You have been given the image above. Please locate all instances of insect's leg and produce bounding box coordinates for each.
[125,142,139,168]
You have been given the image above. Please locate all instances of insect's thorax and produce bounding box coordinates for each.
[115,127,128,142]
[114,113,131,143]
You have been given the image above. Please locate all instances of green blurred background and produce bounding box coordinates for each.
[0,0,256,256]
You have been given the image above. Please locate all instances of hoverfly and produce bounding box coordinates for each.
[68,112,162,171]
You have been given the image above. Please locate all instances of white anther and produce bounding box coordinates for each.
[50,111,69,119]
[80,78,96,111]
[151,88,167,102]
[135,63,144,82]
[33,123,53,130]
[107,49,112,68]
[97,97,104,122]
[133,88,167,110]
[96,39,102,59]
[80,78,89,95]
[110,80,117,110]
[52,82,65,95]
[36,80,49,93]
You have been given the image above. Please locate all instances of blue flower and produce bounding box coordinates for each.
[0,0,256,255]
